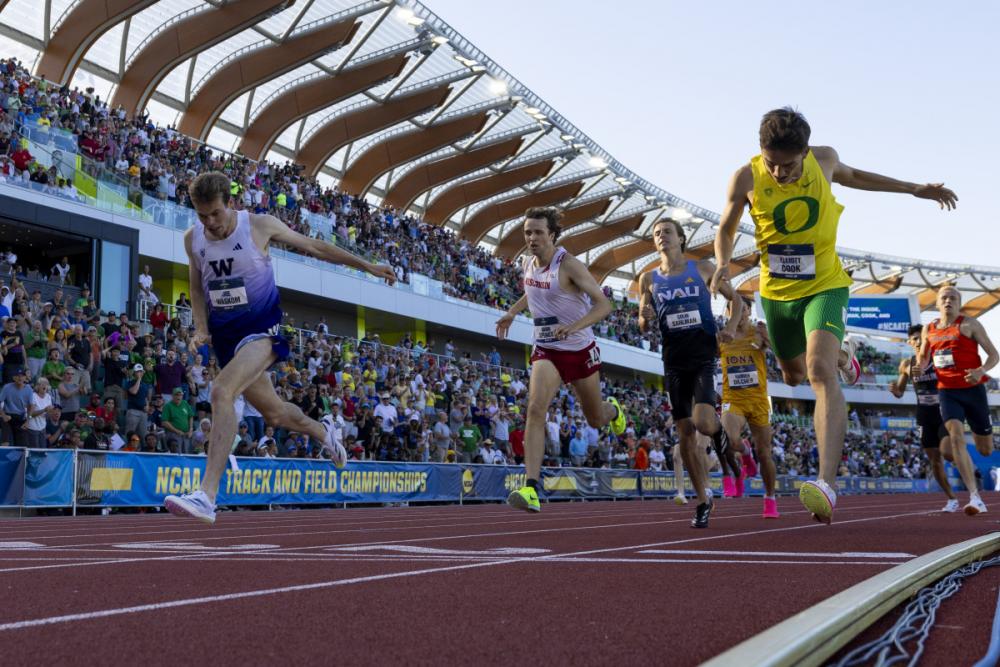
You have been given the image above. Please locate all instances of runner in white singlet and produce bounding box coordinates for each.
[496,207,626,513]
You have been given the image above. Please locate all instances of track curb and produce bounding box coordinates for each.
[702,531,1000,667]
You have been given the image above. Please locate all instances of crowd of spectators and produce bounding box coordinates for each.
[0,57,658,351]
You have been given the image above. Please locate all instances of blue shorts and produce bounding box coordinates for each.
[211,329,291,368]
[938,384,991,436]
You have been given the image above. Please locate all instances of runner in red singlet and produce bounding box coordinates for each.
[497,207,627,513]
[918,285,999,515]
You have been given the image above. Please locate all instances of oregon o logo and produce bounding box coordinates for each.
[772,196,819,235]
[462,469,474,495]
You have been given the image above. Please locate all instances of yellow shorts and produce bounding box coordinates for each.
[722,394,771,428]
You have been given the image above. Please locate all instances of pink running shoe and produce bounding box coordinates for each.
[742,451,758,478]
[762,497,779,519]
[722,476,735,498]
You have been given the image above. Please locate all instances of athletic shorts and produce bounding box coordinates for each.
[530,342,601,383]
[939,384,992,436]
[665,361,716,422]
[760,287,849,361]
[722,397,771,428]
[211,328,291,368]
[917,405,947,449]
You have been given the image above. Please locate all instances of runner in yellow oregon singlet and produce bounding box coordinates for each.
[711,107,957,525]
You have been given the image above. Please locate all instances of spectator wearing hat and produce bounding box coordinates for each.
[123,363,151,440]
[161,387,193,454]
[373,393,397,433]
[0,367,31,445]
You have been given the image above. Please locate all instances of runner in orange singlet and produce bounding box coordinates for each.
[919,285,999,515]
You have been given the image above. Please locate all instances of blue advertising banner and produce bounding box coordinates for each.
[0,448,24,506]
[24,449,74,506]
[75,451,466,507]
[845,295,916,336]
[0,448,74,507]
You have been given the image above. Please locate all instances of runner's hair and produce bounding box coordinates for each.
[653,218,687,251]
[524,207,563,241]
[907,324,923,338]
[190,171,232,206]
[759,107,811,153]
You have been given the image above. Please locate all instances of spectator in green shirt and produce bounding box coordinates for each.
[161,387,193,454]
[457,416,481,464]
[41,348,66,390]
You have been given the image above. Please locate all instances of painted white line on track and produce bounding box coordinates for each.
[638,549,915,558]
[0,507,935,630]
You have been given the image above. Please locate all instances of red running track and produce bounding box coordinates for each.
[0,495,995,665]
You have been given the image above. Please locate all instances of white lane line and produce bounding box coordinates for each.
[0,506,687,545]
[0,507,935,630]
[325,545,551,556]
[0,502,674,535]
[638,549,915,558]
[0,542,45,549]
[0,498,940,574]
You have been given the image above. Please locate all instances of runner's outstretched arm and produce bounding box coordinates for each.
[495,294,528,340]
[820,146,958,209]
[711,165,753,296]
[699,259,743,341]
[257,214,397,283]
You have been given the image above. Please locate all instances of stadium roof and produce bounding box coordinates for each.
[1,0,998,315]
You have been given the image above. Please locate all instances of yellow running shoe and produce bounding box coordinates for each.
[799,479,836,524]
[507,486,541,513]
[608,397,626,436]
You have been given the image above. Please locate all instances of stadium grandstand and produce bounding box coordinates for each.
[1,2,999,665]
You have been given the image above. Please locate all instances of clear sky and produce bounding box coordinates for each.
[429,0,1000,342]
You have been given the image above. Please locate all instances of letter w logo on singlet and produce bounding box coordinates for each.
[208,258,234,277]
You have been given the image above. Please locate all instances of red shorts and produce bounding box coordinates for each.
[530,342,601,383]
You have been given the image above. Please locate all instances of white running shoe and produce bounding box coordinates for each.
[800,479,837,524]
[673,492,688,505]
[321,414,348,468]
[964,495,988,516]
[164,490,217,525]
[942,499,961,513]
[838,335,861,386]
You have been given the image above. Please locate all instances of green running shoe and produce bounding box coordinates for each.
[608,397,626,436]
[507,485,541,513]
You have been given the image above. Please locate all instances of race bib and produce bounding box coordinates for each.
[533,316,558,344]
[916,393,939,406]
[208,278,249,312]
[665,306,702,330]
[932,349,955,369]
[727,364,759,388]
[767,243,816,280]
